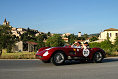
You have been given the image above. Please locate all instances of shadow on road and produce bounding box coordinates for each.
[103,57,118,63]
[62,57,118,65]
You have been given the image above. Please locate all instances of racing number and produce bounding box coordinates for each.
[83,49,90,57]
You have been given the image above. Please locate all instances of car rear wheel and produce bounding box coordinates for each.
[52,51,66,66]
[93,52,103,63]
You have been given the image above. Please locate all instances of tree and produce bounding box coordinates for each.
[107,33,110,40]
[36,34,45,49]
[89,36,98,42]
[114,36,118,46]
[0,25,16,53]
[20,28,48,51]
[100,40,113,55]
[46,34,65,47]
[83,33,88,40]
[47,32,51,37]
[77,37,85,40]
[68,34,76,45]
[113,36,118,52]
[27,27,37,37]
[20,32,31,42]
[20,27,37,42]
[100,40,113,50]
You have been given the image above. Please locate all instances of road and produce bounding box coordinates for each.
[0,57,118,79]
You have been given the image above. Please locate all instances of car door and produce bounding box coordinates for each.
[76,48,83,57]
[66,47,78,56]
[76,48,93,57]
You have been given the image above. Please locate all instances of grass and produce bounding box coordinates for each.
[0,52,36,59]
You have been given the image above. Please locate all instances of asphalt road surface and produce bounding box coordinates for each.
[0,57,118,79]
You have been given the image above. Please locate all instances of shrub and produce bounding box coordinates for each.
[89,42,101,48]
[89,40,114,56]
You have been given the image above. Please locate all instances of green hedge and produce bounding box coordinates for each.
[89,40,116,56]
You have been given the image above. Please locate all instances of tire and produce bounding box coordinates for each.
[42,60,50,63]
[93,52,103,63]
[52,51,66,66]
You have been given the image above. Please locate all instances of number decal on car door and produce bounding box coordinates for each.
[83,49,90,57]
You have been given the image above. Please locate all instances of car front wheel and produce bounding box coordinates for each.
[52,51,66,66]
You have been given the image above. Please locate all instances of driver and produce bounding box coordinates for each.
[71,41,82,48]
[83,42,89,49]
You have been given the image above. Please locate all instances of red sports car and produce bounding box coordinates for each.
[36,46,106,65]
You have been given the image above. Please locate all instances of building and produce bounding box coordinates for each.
[3,18,9,26]
[17,28,27,35]
[35,32,44,36]
[62,38,68,42]
[3,18,12,27]
[12,41,38,52]
[62,33,71,37]
[61,33,71,42]
[78,32,81,37]
[99,28,118,43]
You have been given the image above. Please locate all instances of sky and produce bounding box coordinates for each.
[0,0,118,35]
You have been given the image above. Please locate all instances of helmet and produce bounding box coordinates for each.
[84,42,88,44]
[77,42,81,44]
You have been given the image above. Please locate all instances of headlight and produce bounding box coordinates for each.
[43,51,49,56]
[45,48,52,50]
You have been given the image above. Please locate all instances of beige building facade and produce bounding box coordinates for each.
[99,28,118,43]
[78,32,81,37]
[62,33,71,37]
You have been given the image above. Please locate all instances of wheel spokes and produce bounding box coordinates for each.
[96,52,102,61]
[55,53,64,63]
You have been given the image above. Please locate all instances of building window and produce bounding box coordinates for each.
[109,33,112,37]
[116,33,118,37]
